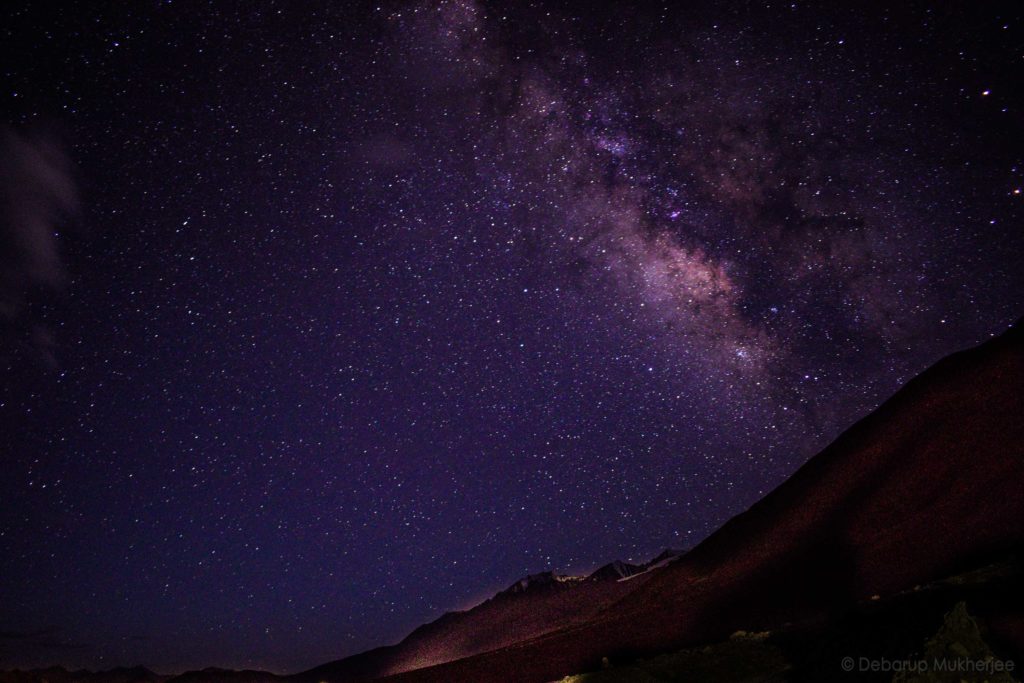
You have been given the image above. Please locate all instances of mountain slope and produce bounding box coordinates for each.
[370,320,1024,682]
[6,322,1021,683]
[300,551,682,682]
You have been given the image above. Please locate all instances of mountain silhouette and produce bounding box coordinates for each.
[359,319,1024,682]
[5,321,1023,683]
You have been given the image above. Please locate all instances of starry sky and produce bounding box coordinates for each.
[1,0,1022,674]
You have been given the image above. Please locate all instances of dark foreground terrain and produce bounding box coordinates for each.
[5,320,1024,682]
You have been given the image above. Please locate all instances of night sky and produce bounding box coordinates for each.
[1,0,1022,673]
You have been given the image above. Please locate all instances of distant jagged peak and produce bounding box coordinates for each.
[497,571,584,597]
[587,559,644,581]
[497,547,690,598]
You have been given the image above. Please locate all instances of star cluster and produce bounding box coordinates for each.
[1,0,1022,673]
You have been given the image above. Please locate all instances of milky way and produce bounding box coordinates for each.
[1,0,1022,672]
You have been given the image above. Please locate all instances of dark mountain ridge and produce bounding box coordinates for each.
[369,318,1024,682]
[299,548,683,682]
[6,320,1023,683]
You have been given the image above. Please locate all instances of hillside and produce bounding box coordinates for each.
[370,319,1024,682]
